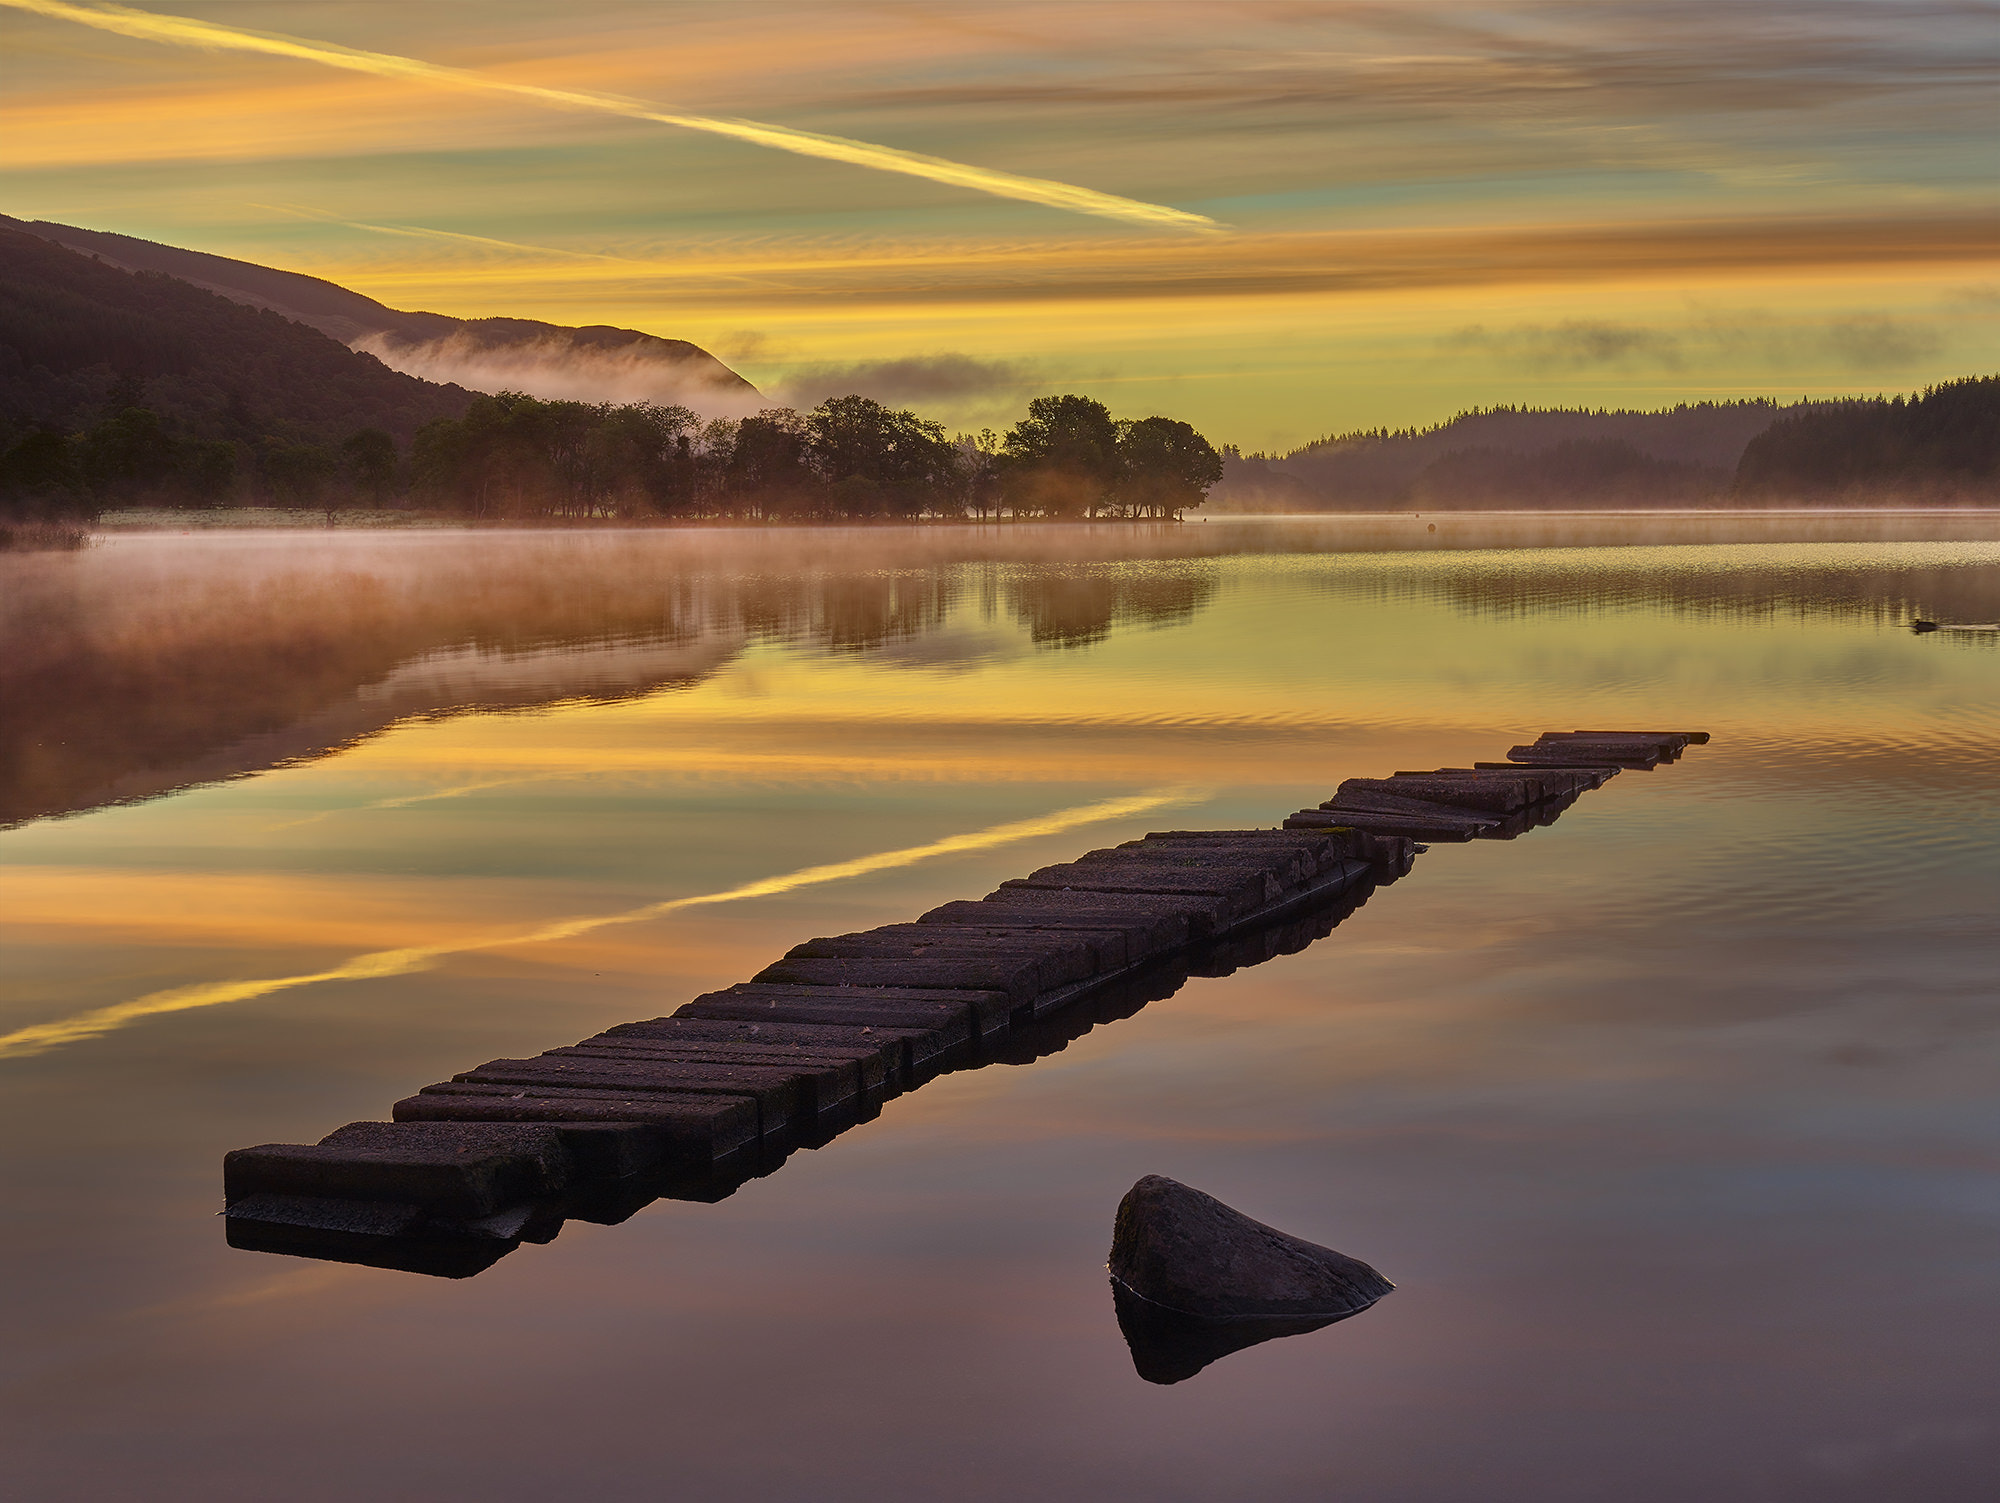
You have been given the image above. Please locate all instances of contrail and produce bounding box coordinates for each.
[249,202,639,263]
[6,0,1223,234]
[0,787,1198,1059]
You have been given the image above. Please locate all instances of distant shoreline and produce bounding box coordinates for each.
[81,504,2000,534]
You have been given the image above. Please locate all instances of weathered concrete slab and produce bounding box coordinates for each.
[453,1057,808,1134]
[788,924,1118,983]
[998,863,1281,921]
[545,1044,864,1112]
[566,1037,888,1096]
[1508,749,1658,770]
[1133,827,1416,874]
[392,1085,760,1163]
[1285,808,1475,842]
[1499,747,1637,770]
[1082,842,1321,888]
[753,953,1051,1010]
[1395,768,1559,802]
[1546,728,1707,748]
[1473,761,1615,790]
[1124,829,1367,869]
[1338,775,1528,813]
[675,982,983,1059]
[915,898,1189,957]
[597,1017,914,1083]
[224,1121,572,1219]
[1324,789,1504,826]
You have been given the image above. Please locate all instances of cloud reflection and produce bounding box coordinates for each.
[0,786,1195,1059]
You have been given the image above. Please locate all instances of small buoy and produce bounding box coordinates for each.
[1427,523,1436,534]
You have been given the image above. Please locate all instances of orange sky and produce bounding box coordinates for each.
[3,1,1997,447]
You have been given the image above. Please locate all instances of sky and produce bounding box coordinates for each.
[2,0,1997,450]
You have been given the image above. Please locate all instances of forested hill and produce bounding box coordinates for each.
[1214,401,1808,510]
[1,215,755,406]
[1216,387,1999,509]
[1735,377,2000,502]
[0,223,472,446]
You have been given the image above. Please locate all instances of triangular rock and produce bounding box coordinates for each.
[1109,1174,1392,1324]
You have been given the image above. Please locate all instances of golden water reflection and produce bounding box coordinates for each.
[2,516,1998,1498]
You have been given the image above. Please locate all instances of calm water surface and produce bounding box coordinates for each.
[2,517,1998,1500]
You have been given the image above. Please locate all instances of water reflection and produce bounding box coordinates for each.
[5,519,1999,1498]
[5,518,1998,830]
[1112,1283,1354,1386]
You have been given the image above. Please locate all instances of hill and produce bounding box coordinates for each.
[1735,377,2000,502]
[1213,402,1813,510]
[0,223,477,448]
[1,215,755,410]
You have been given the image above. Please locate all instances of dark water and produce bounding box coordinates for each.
[2,517,1998,1500]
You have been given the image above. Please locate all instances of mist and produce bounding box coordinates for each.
[355,330,770,418]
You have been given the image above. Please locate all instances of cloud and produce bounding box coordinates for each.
[0,786,1197,1059]
[283,211,2000,321]
[770,354,1041,412]
[1443,311,1950,376]
[1446,321,1687,373]
[1816,316,1947,369]
[3,0,1221,233]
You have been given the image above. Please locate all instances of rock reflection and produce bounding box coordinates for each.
[1111,1285,1351,1386]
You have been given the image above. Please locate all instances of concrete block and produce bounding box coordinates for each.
[224,1121,571,1218]
[392,1086,758,1164]
[752,954,1050,1010]
[452,1057,808,1135]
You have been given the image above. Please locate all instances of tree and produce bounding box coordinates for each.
[807,395,961,518]
[0,426,90,520]
[80,405,179,502]
[1113,416,1224,518]
[258,439,339,517]
[341,429,398,506]
[1000,394,1120,516]
[725,409,816,519]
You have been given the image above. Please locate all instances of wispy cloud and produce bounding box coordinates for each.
[1445,312,1948,375]
[250,202,636,264]
[3,0,1222,233]
[770,354,1041,412]
[0,786,1196,1059]
[314,212,2000,309]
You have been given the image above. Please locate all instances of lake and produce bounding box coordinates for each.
[3,515,1998,1501]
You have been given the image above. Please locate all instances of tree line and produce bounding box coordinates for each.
[0,387,1224,523]
[407,390,1221,521]
[1733,376,2000,502]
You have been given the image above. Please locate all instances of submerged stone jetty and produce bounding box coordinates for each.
[225,729,1706,1276]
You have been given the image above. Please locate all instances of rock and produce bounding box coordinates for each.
[1109,1175,1393,1323]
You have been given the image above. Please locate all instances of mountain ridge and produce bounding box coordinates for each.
[0,215,756,407]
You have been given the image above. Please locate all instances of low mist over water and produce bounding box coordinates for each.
[3,517,1999,1500]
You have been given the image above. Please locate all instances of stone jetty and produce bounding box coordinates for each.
[224,729,1706,1276]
